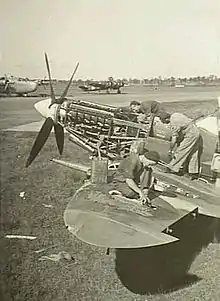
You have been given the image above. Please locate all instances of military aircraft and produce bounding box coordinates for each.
[79,77,125,94]
[33,76,50,87]
[0,75,38,96]
[26,53,220,250]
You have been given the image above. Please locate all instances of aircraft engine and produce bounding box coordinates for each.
[55,100,155,160]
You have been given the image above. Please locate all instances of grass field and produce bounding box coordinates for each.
[1,87,220,301]
[35,84,220,107]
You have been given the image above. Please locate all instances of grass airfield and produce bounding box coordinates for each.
[1,85,220,301]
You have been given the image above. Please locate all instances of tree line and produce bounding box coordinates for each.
[46,74,220,87]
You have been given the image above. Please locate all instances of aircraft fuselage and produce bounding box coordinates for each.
[0,77,38,96]
[79,81,124,94]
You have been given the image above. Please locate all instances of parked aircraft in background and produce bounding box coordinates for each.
[0,75,38,96]
[79,77,125,94]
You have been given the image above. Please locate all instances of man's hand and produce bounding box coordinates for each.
[138,191,148,203]
[137,113,146,123]
[139,191,157,210]
[126,179,157,210]
[139,191,151,205]
[168,149,175,159]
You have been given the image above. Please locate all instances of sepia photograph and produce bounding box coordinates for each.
[1,0,220,300]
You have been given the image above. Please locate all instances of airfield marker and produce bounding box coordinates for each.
[5,235,37,240]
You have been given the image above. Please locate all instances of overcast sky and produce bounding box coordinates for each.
[0,0,220,79]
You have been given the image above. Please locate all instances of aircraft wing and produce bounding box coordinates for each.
[79,85,100,91]
[196,116,218,136]
[64,183,199,249]
[153,168,220,218]
[90,82,110,90]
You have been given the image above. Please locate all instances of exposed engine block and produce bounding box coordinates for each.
[57,99,153,160]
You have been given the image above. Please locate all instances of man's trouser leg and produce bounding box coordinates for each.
[140,169,153,190]
[188,135,203,174]
[112,180,138,198]
[168,132,200,173]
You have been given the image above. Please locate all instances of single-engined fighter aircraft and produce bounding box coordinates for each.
[26,53,220,250]
[0,75,38,96]
[79,77,125,94]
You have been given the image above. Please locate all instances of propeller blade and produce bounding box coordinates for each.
[44,53,56,105]
[25,117,54,167]
[54,123,64,155]
[57,62,79,104]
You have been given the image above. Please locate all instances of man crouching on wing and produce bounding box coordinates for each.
[111,149,160,209]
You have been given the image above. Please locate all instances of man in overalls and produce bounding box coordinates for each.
[159,112,203,180]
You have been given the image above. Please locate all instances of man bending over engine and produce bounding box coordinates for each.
[111,150,160,208]
[159,112,203,180]
[135,100,167,124]
[114,100,141,121]
[139,100,166,116]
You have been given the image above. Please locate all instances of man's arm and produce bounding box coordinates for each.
[170,135,178,151]
[126,178,153,207]
[126,178,142,195]
[169,114,184,150]
[125,178,149,203]
[169,117,180,151]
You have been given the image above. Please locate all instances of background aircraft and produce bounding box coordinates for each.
[79,77,125,94]
[0,75,38,96]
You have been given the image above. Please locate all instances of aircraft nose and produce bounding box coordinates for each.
[34,98,52,118]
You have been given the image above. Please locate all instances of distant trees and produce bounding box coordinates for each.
[125,75,220,86]
[68,75,220,87]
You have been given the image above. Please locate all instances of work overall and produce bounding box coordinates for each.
[168,123,203,174]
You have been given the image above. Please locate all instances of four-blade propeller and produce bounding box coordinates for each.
[25,53,79,167]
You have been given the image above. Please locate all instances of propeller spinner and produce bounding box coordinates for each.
[25,53,79,167]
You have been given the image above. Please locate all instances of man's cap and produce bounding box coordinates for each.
[143,150,160,163]
[159,111,171,122]
[130,100,141,106]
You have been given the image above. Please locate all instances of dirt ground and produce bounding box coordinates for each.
[1,89,220,300]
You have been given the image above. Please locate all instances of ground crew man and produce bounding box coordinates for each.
[114,100,165,122]
[114,100,140,121]
[159,112,203,180]
[131,100,167,127]
[111,150,160,208]
[139,100,165,117]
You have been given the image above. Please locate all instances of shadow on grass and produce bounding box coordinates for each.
[115,214,220,295]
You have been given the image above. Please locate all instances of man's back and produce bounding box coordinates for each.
[140,101,165,116]
[114,106,137,121]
